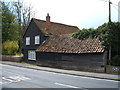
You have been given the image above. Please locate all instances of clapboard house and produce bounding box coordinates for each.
[23,14,105,71]
[23,13,79,61]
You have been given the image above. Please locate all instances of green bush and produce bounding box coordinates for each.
[111,55,120,66]
[15,53,23,56]
[2,41,19,55]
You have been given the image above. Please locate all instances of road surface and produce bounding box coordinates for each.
[0,64,119,89]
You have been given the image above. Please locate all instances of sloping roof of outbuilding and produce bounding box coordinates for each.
[36,35,104,54]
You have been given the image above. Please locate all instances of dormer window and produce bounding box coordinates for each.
[26,37,30,45]
[35,35,40,44]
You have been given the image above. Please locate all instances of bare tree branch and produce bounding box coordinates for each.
[12,0,35,53]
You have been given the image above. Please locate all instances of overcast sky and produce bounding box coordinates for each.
[5,0,120,29]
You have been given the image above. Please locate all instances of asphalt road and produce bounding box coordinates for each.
[0,64,119,89]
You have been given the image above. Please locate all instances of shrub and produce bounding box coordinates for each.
[111,55,120,66]
[2,41,19,55]
[15,53,23,56]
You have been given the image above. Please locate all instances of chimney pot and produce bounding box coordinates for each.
[46,13,50,22]
[45,13,51,30]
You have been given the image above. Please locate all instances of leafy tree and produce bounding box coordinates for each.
[111,55,120,66]
[2,2,19,43]
[72,22,120,66]
[107,22,120,54]
[2,41,19,55]
[73,22,120,51]
[72,28,95,39]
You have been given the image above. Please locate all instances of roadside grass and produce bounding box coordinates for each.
[15,61,119,74]
[17,61,106,74]
[17,62,37,66]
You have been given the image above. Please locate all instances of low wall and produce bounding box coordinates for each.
[106,65,120,74]
[1,55,23,62]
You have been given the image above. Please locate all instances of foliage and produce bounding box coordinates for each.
[73,23,107,40]
[2,1,35,54]
[107,22,120,53]
[72,22,120,66]
[72,28,94,39]
[73,22,120,50]
[15,53,23,56]
[12,0,35,53]
[2,2,19,43]
[2,41,19,55]
[111,55,120,66]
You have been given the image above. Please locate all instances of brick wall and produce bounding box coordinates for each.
[106,65,120,73]
[1,55,23,62]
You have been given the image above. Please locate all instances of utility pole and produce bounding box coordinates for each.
[103,0,112,72]
[108,0,112,65]
[109,0,111,22]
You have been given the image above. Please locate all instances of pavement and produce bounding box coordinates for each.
[1,61,119,81]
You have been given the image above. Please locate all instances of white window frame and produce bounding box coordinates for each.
[26,37,30,45]
[28,51,36,60]
[35,35,40,45]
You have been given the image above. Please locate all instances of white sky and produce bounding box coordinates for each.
[5,0,120,29]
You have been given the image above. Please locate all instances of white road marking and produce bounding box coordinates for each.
[2,77,13,85]
[2,77,14,82]
[2,76,30,85]
[9,76,30,81]
[1,64,31,85]
[55,82,79,88]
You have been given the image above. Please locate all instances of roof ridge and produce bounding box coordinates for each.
[32,18,79,28]
[32,18,45,22]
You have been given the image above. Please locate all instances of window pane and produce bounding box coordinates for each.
[35,36,40,44]
[28,51,31,59]
[28,51,36,60]
[26,37,30,45]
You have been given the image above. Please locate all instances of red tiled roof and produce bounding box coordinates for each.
[36,35,104,53]
[33,18,79,35]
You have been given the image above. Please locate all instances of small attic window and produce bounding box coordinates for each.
[35,35,40,44]
[26,37,30,45]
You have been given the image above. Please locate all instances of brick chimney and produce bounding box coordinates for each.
[45,13,51,30]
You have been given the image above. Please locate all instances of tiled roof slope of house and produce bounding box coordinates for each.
[33,18,79,35]
[36,35,104,53]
